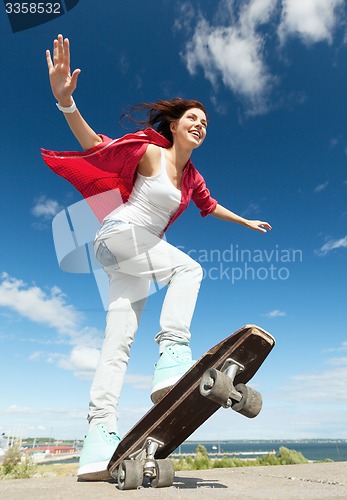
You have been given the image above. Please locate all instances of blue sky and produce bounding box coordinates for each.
[1,0,347,441]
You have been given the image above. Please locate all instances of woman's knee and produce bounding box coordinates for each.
[178,258,203,283]
[192,259,203,281]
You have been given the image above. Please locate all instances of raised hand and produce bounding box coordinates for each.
[247,220,272,233]
[46,34,81,107]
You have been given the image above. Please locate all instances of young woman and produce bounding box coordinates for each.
[43,34,271,480]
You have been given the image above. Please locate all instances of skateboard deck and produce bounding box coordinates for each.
[108,324,275,489]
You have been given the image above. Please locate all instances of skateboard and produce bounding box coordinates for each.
[108,324,275,490]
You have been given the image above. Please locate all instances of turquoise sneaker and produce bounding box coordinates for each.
[77,424,120,481]
[151,344,195,404]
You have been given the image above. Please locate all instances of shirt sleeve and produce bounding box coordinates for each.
[191,170,218,217]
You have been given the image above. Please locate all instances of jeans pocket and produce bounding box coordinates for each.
[95,240,119,270]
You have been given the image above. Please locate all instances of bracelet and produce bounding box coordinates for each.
[56,98,77,113]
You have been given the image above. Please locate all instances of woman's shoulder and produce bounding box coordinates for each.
[137,143,161,176]
[141,143,161,162]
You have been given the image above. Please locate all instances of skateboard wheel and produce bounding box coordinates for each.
[150,459,175,488]
[199,368,232,407]
[232,383,262,418]
[117,460,143,490]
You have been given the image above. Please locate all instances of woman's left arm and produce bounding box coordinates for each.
[211,203,272,233]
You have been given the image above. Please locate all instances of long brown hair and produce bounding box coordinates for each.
[121,98,208,143]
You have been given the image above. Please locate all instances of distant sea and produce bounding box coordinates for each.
[174,440,347,462]
[47,439,347,465]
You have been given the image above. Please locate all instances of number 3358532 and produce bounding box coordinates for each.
[6,3,62,14]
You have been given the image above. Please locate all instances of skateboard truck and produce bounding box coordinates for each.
[199,358,263,418]
[220,358,245,381]
[129,437,163,479]
[113,437,175,490]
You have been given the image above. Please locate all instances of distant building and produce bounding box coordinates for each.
[24,445,76,455]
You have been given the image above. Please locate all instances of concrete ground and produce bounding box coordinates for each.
[1,462,346,499]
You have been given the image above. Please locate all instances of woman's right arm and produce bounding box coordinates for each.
[46,34,102,151]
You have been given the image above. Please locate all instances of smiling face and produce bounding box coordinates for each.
[170,107,208,150]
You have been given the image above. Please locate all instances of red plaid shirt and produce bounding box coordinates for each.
[41,128,217,230]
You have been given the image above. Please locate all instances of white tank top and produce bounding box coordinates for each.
[105,148,181,236]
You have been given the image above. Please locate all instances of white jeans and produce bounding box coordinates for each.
[88,222,203,432]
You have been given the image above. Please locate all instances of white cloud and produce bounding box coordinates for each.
[327,356,347,366]
[189,400,347,440]
[278,0,345,44]
[178,0,345,114]
[264,309,286,318]
[314,181,329,193]
[242,202,261,216]
[282,362,347,404]
[316,236,347,256]
[182,0,278,115]
[118,53,130,75]
[0,404,88,440]
[0,273,103,378]
[324,341,347,353]
[0,273,81,335]
[28,351,43,361]
[276,338,347,409]
[32,195,62,220]
[124,374,152,390]
[4,405,37,415]
[56,346,100,380]
[1,405,86,418]
[173,1,195,33]
[52,345,153,384]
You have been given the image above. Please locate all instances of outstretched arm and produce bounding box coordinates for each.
[46,34,102,151]
[211,203,272,233]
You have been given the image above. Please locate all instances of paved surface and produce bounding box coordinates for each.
[1,462,346,499]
